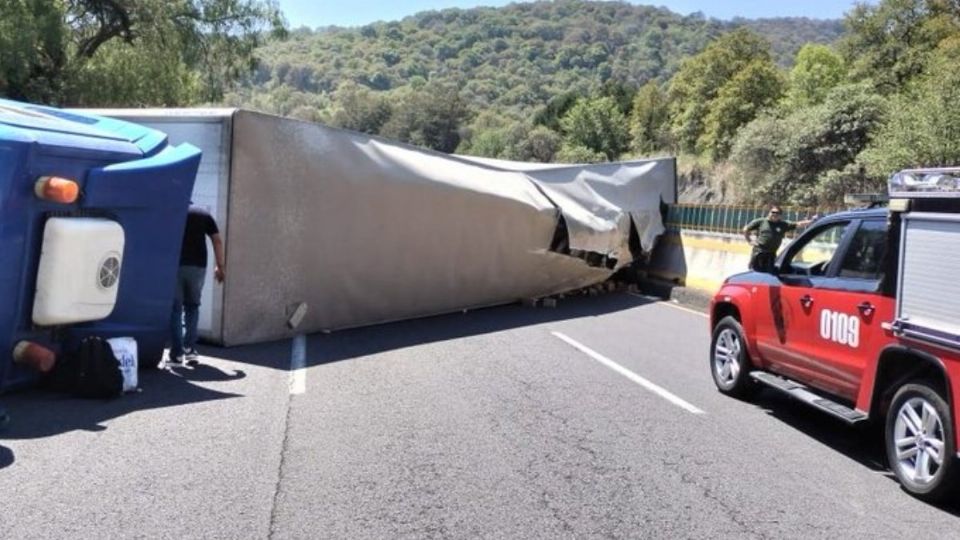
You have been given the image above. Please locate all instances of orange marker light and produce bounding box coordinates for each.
[13,341,56,373]
[34,176,80,204]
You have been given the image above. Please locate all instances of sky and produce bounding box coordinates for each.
[276,1,872,29]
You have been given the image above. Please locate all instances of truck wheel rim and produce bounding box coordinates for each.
[713,328,741,386]
[893,397,946,485]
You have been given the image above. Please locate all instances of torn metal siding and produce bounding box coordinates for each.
[457,156,672,257]
[523,159,671,259]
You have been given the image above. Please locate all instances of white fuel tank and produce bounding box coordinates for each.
[32,218,125,325]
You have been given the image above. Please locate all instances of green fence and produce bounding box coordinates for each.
[665,204,840,235]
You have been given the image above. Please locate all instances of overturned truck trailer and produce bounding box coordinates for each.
[80,109,676,346]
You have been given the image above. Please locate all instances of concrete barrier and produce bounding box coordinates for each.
[643,230,755,294]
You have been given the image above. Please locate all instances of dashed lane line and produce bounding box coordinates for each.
[289,334,306,395]
[659,300,709,319]
[628,292,709,318]
[551,331,705,415]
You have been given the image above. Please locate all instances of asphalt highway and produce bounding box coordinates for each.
[1,292,958,539]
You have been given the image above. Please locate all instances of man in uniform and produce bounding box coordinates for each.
[743,206,814,272]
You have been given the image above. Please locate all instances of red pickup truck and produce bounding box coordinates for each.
[709,168,960,501]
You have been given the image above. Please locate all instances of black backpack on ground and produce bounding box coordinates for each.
[46,337,123,399]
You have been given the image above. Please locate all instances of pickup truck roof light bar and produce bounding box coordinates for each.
[889,167,960,198]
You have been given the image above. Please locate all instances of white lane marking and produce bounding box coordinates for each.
[628,292,709,318]
[659,301,709,319]
[551,331,705,415]
[289,334,306,395]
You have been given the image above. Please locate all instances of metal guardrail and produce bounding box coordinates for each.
[665,204,840,235]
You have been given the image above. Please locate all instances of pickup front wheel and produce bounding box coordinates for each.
[885,382,959,502]
[710,316,755,398]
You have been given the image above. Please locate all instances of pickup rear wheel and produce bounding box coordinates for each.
[885,383,959,502]
[710,316,755,398]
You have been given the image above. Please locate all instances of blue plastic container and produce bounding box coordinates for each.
[0,99,200,390]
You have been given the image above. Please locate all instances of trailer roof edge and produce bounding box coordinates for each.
[69,108,239,119]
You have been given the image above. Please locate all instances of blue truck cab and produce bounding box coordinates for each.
[0,99,201,389]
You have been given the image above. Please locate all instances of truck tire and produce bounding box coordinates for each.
[710,316,755,398]
[885,382,959,502]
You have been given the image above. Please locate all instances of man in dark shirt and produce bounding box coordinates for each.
[743,205,813,272]
[169,205,225,366]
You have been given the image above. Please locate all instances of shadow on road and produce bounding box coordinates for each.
[0,363,246,442]
[0,291,651,447]
[201,291,657,371]
[753,388,960,516]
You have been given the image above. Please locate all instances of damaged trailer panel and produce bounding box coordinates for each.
[78,109,676,346]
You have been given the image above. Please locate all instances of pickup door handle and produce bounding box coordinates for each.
[800,295,814,308]
[858,302,875,316]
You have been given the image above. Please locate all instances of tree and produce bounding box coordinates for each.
[861,42,960,175]
[221,83,331,119]
[598,79,636,116]
[784,44,845,109]
[70,0,287,101]
[458,114,562,162]
[727,114,795,205]
[699,59,785,160]
[381,84,473,153]
[559,96,629,161]
[629,81,669,154]
[457,109,510,154]
[329,81,393,134]
[0,0,66,102]
[730,83,887,205]
[460,127,508,157]
[235,3,845,128]
[516,125,561,162]
[667,28,775,154]
[841,0,960,93]
[66,24,203,106]
[0,0,286,104]
[555,144,606,163]
[533,91,582,132]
